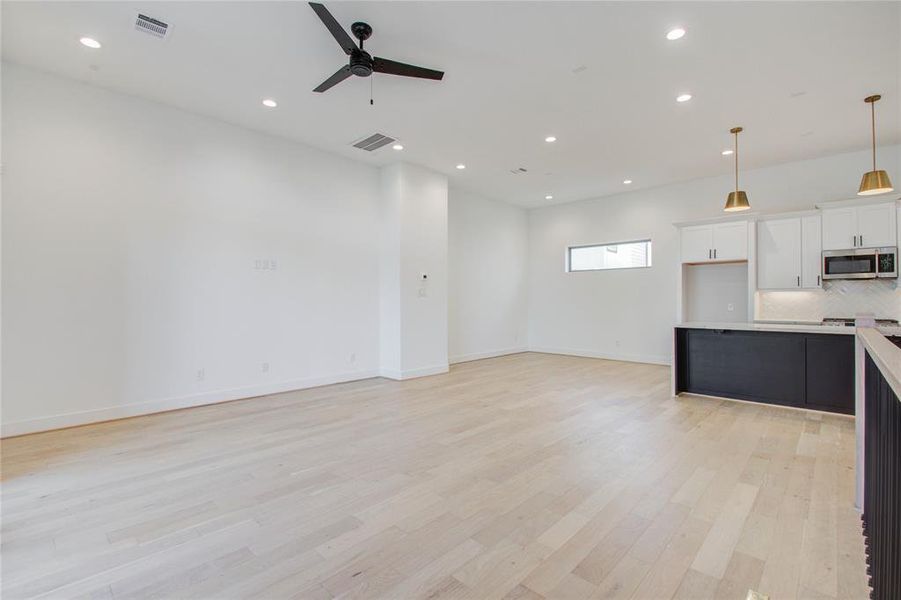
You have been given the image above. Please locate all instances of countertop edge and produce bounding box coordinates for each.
[675,322,855,335]
[857,328,901,400]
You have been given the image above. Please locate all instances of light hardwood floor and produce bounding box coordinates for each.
[1,353,869,599]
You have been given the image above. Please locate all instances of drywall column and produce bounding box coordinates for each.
[379,163,449,379]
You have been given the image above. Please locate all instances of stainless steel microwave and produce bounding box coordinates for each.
[822,247,897,280]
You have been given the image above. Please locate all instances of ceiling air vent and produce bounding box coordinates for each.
[135,14,169,39]
[509,167,528,175]
[352,133,396,152]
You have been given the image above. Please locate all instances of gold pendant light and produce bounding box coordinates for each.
[723,126,750,212]
[858,95,894,195]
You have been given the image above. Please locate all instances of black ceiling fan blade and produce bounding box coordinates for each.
[372,57,444,81]
[309,3,356,55]
[313,65,352,92]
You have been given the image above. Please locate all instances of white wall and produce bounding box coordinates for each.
[528,145,901,365]
[1,63,383,435]
[684,263,749,323]
[448,188,528,363]
[379,163,449,379]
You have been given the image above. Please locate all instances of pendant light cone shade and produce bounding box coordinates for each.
[723,127,750,212]
[858,95,893,195]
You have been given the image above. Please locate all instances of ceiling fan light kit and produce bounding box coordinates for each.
[309,3,444,94]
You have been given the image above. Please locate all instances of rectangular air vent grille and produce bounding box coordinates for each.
[352,133,396,152]
[135,14,169,38]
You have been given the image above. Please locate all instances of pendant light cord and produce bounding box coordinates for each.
[871,99,877,171]
[734,130,739,194]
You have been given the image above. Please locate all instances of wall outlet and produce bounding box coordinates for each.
[261,362,269,373]
[615,340,621,348]
[196,368,205,381]
[349,352,356,364]
[727,303,735,312]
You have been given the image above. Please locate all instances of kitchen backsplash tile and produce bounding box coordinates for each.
[756,280,900,322]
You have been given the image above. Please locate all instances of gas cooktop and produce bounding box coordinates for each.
[821,318,900,327]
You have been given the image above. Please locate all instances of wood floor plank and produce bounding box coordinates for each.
[0,353,867,600]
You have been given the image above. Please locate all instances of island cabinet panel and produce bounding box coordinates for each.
[675,328,854,415]
[804,335,855,413]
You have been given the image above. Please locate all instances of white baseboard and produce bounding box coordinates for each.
[1,369,380,438]
[379,364,449,381]
[529,346,672,366]
[449,347,528,364]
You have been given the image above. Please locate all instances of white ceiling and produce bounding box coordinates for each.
[3,1,900,207]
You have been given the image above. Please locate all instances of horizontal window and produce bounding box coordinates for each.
[567,240,652,272]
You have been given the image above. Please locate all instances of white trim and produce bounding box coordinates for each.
[816,196,900,209]
[672,213,761,228]
[1,369,379,438]
[449,348,527,364]
[529,347,671,366]
[379,364,449,381]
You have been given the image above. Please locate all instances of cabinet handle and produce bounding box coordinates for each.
[860,234,864,247]
[797,275,800,287]
[817,275,820,286]
[708,249,712,259]
[714,248,717,259]
[854,235,858,247]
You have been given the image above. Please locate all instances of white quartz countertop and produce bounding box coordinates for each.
[675,321,856,335]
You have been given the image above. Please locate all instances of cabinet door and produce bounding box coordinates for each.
[856,203,897,248]
[805,335,854,414]
[712,221,748,261]
[821,207,857,250]
[757,218,801,289]
[801,215,822,288]
[681,225,713,263]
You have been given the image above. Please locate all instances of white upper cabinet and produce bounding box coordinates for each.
[712,221,749,261]
[757,215,822,290]
[856,203,896,248]
[680,221,748,263]
[801,215,822,288]
[758,218,802,289]
[680,225,714,263]
[821,207,856,250]
[821,202,897,250]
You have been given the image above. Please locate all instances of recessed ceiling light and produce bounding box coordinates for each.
[676,93,692,103]
[545,195,554,200]
[721,149,734,155]
[666,27,686,41]
[392,144,404,151]
[545,136,557,143]
[456,164,466,170]
[79,37,101,49]
[623,179,633,185]
[262,98,278,108]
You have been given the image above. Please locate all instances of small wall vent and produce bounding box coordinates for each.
[135,14,169,38]
[352,133,396,152]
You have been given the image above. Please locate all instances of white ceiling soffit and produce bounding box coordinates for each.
[2,1,899,207]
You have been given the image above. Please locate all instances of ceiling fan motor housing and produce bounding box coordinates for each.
[350,49,373,77]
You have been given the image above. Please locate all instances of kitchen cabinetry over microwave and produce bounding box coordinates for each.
[821,201,896,251]
[680,221,748,263]
[758,214,822,289]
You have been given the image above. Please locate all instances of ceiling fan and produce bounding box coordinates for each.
[308,2,445,93]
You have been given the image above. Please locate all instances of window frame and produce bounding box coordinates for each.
[566,238,653,273]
